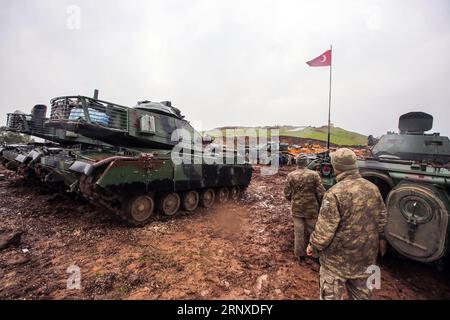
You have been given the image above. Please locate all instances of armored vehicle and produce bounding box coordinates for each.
[369,112,450,164]
[309,112,450,265]
[1,104,110,183]
[1,106,61,177]
[44,95,252,226]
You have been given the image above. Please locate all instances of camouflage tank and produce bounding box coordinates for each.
[309,112,450,264]
[44,95,253,226]
[1,106,63,177]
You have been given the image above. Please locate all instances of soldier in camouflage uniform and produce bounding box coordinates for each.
[307,148,387,300]
[284,154,325,263]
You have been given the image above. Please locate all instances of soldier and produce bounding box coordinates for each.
[284,153,326,263]
[287,154,293,166]
[306,148,387,300]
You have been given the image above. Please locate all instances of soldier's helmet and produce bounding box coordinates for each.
[330,148,358,172]
[296,154,308,167]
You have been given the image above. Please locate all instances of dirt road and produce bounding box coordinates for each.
[1,165,450,299]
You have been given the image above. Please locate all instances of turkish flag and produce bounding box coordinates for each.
[306,49,331,67]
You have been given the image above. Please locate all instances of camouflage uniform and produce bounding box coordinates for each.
[309,148,387,300]
[287,154,293,166]
[284,154,325,258]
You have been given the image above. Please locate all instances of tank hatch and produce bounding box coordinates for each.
[399,112,433,134]
[134,101,183,119]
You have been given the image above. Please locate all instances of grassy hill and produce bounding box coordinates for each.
[279,125,367,146]
[204,125,367,146]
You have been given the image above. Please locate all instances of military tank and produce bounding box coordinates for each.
[309,112,450,265]
[1,106,62,177]
[43,95,253,226]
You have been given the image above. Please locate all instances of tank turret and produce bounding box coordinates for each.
[371,112,450,164]
[45,96,200,150]
[6,105,107,147]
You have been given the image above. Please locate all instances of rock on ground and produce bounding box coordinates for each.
[0,231,23,251]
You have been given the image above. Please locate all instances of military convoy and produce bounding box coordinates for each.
[2,96,450,267]
[309,112,450,265]
[0,93,252,226]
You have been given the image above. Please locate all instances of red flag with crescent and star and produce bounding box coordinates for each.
[306,49,331,67]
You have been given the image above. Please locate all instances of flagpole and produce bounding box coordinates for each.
[326,44,332,151]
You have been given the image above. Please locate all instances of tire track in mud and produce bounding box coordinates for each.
[1,165,450,299]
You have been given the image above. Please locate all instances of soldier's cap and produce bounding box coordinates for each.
[330,148,358,172]
[296,153,308,166]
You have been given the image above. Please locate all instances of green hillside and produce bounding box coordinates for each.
[279,126,367,146]
[204,125,367,146]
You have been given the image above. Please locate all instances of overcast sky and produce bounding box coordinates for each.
[0,0,449,137]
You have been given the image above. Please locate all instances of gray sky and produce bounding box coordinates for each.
[1,0,449,137]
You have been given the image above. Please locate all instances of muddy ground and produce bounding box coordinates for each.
[1,164,450,300]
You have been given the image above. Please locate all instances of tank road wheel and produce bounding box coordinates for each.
[199,189,215,208]
[217,187,230,204]
[122,195,155,226]
[160,192,181,216]
[181,191,199,212]
[230,186,240,201]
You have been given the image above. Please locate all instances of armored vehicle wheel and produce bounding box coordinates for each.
[230,186,240,201]
[122,195,155,226]
[160,192,181,216]
[182,191,199,212]
[217,187,229,204]
[199,189,215,208]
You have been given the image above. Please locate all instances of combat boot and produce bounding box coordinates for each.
[305,257,320,272]
[298,256,306,265]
